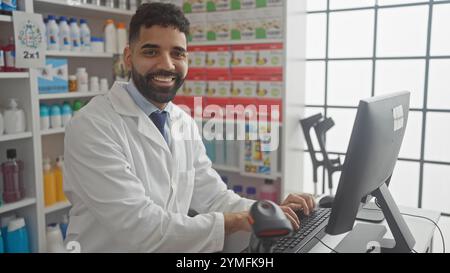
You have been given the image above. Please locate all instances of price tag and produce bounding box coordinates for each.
[13,11,46,68]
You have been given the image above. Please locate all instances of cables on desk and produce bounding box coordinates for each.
[314,236,339,253]
[364,205,446,253]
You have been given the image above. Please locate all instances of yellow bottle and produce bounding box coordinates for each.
[55,156,67,202]
[43,158,57,207]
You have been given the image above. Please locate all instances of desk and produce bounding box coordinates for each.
[308,205,441,253]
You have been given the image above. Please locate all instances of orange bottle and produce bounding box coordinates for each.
[55,156,67,202]
[43,158,57,207]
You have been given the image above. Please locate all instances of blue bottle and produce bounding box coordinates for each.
[1,214,16,253]
[60,215,69,240]
[6,217,30,253]
[0,229,4,253]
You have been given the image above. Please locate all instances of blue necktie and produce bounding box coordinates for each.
[149,111,168,144]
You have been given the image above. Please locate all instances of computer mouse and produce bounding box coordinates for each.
[318,195,334,208]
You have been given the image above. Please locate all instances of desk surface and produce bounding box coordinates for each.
[308,205,441,253]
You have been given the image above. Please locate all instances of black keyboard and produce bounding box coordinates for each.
[273,208,331,253]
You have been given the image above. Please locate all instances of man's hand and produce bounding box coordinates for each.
[280,193,316,230]
[224,211,251,235]
[223,193,316,235]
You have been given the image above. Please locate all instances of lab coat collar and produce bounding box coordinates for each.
[107,82,184,154]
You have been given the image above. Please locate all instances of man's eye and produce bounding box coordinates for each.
[173,52,187,58]
[143,50,157,56]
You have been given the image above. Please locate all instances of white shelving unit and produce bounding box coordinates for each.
[46,51,114,58]
[39,91,106,100]
[44,201,71,215]
[0,132,33,142]
[0,198,37,214]
[0,14,12,23]
[40,127,65,136]
[0,0,306,253]
[0,72,30,79]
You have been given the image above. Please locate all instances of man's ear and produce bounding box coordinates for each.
[124,45,132,71]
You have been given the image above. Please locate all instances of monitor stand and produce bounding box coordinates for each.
[334,223,387,253]
[334,183,416,253]
[356,202,385,223]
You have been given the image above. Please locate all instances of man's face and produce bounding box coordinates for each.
[125,25,188,106]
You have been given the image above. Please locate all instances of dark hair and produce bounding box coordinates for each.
[129,2,190,44]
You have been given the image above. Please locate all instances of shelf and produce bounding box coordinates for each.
[0,132,33,143]
[41,127,65,136]
[213,164,240,173]
[34,0,134,20]
[212,164,282,178]
[0,198,37,214]
[0,14,12,23]
[44,201,71,214]
[189,39,284,47]
[39,91,106,100]
[46,51,114,58]
[0,72,30,79]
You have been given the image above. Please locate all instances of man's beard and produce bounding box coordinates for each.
[131,66,185,104]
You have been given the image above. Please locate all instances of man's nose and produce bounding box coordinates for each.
[156,52,176,71]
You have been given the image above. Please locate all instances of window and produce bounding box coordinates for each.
[306,0,450,216]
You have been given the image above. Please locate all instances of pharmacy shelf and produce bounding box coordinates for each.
[190,39,284,47]
[0,72,30,79]
[0,198,37,214]
[34,0,134,20]
[40,127,65,136]
[46,50,114,58]
[212,164,281,178]
[44,201,71,215]
[0,14,12,23]
[39,91,106,100]
[0,132,33,143]
[213,164,240,173]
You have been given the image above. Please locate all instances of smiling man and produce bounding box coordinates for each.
[63,2,315,252]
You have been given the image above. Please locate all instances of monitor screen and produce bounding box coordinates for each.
[325,91,410,236]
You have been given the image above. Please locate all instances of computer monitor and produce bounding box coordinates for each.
[325,91,416,253]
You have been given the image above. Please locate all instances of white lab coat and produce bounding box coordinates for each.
[63,82,254,252]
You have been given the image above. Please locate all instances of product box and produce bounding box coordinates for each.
[206,12,231,41]
[188,46,207,68]
[230,44,258,68]
[206,72,231,97]
[205,46,231,69]
[256,43,283,68]
[256,7,283,39]
[257,74,283,98]
[37,58,68,94]
[231,74,257,97]
[187,13,207,42]
[207,0,230,11]
[183,0,207,13]
[231,10,258,40]
[183,72,207,96]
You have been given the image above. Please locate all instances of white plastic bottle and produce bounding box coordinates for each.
[76,67,88,92]
[104,19,117,54]
[47,15,59,51]
[50,105,62,129]
[46,224,67,253]
[59,16,71,51]
[79,19,91,52]
[69,18,81,52]
[116,22,127,54]
[4,98,26,134]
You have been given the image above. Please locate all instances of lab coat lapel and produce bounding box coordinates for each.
[108,82,172,154]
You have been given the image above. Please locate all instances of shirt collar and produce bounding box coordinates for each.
[126,79,173,119]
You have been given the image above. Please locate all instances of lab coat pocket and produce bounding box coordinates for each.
[174,169,195,214]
